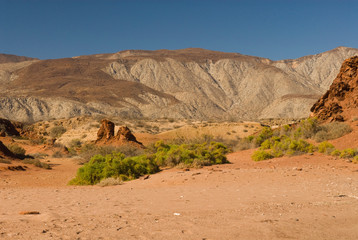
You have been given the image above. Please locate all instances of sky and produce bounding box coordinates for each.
[0,0,357,60]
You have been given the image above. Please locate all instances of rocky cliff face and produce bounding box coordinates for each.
[311,56,358,121]
[1,47,358,122]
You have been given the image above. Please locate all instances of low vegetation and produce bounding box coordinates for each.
[22,158,51,169]
[7,144,26,158]
[69,140,230,185]
[69,152,159,185]
[50,126,66,138]
[247,118,352,161]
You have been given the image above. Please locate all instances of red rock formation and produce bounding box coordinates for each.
[96,119,115,142]
[95,119,143,147]
[311,56,358,121]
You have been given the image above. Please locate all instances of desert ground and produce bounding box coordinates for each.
[1,121,358,240]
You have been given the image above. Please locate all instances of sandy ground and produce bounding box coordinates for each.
[1,150,358,240]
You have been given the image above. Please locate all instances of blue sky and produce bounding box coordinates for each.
[0,0,357,60]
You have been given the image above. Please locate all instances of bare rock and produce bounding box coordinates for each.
[96,119,115,142]
[311,56,358,121]
[96,119,143,147]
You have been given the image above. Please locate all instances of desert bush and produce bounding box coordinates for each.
[339,148,358,159]
[254,127,273,146]
[149,140,230,168]
[29,152,48,159]
[353,156,358,164]
[78,144,144,164]
[70,139,82,148]
[7,144,26,158]
[331,149,341,157]
[318,141,335,154]
[52,151,64,158]
[50,126,66,138]
[252,136,316,161]
[97,177,122,187]
[69,152,159,185]
[314,122,352,142]
[23,158,51,169]
[0,158,11,164]
[252,150,274,161]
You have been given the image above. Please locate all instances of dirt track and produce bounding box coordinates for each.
[1,150,358,239]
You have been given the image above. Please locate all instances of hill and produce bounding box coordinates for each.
[0,47,358,122]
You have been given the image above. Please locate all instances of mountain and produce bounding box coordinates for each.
[0,53,37,64]
[0,47,357,122]
[311,56,358,121]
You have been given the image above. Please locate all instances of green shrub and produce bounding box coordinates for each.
[254,127,273,146]
[252,150,274,161]
[339,148,357,159]
[78,144,144,164]
[149,141,230,168]
[50,126,66,138]
[262,136,315,154]
[353,156,358,164]
[318,141,335,154]
[331,149,341,157]
[69,152,159,185]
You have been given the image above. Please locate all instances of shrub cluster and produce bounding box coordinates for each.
[7,144,26,158]
[284,119,351,142]
[238,118,351,151]
[252,136,316,161]
[50,126,66,138]
[70,141,230,185]
[69,152,159,185]
[148,140,230,168]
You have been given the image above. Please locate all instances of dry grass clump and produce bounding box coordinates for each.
[7,144,26,158]
[52,151,64,158]
[23,158,51,169]
[313,122,352,142]
[0,158,11,164]
[97,177,122,187]
[50,126,66,138]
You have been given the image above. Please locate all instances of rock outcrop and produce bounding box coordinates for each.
[96,119,143,147]
[311,56,358,121]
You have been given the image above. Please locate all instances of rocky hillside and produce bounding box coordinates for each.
[311,56,358,121]
[1,47,358,122]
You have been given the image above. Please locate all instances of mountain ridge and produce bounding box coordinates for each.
[1,47,357,122]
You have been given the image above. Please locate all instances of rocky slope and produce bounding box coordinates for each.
[1,47,358,122]
[311,56,358,121]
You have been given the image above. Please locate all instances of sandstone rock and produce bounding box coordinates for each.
[96,119,143,147]
[311,56,358,121]
[96,119,115,142]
